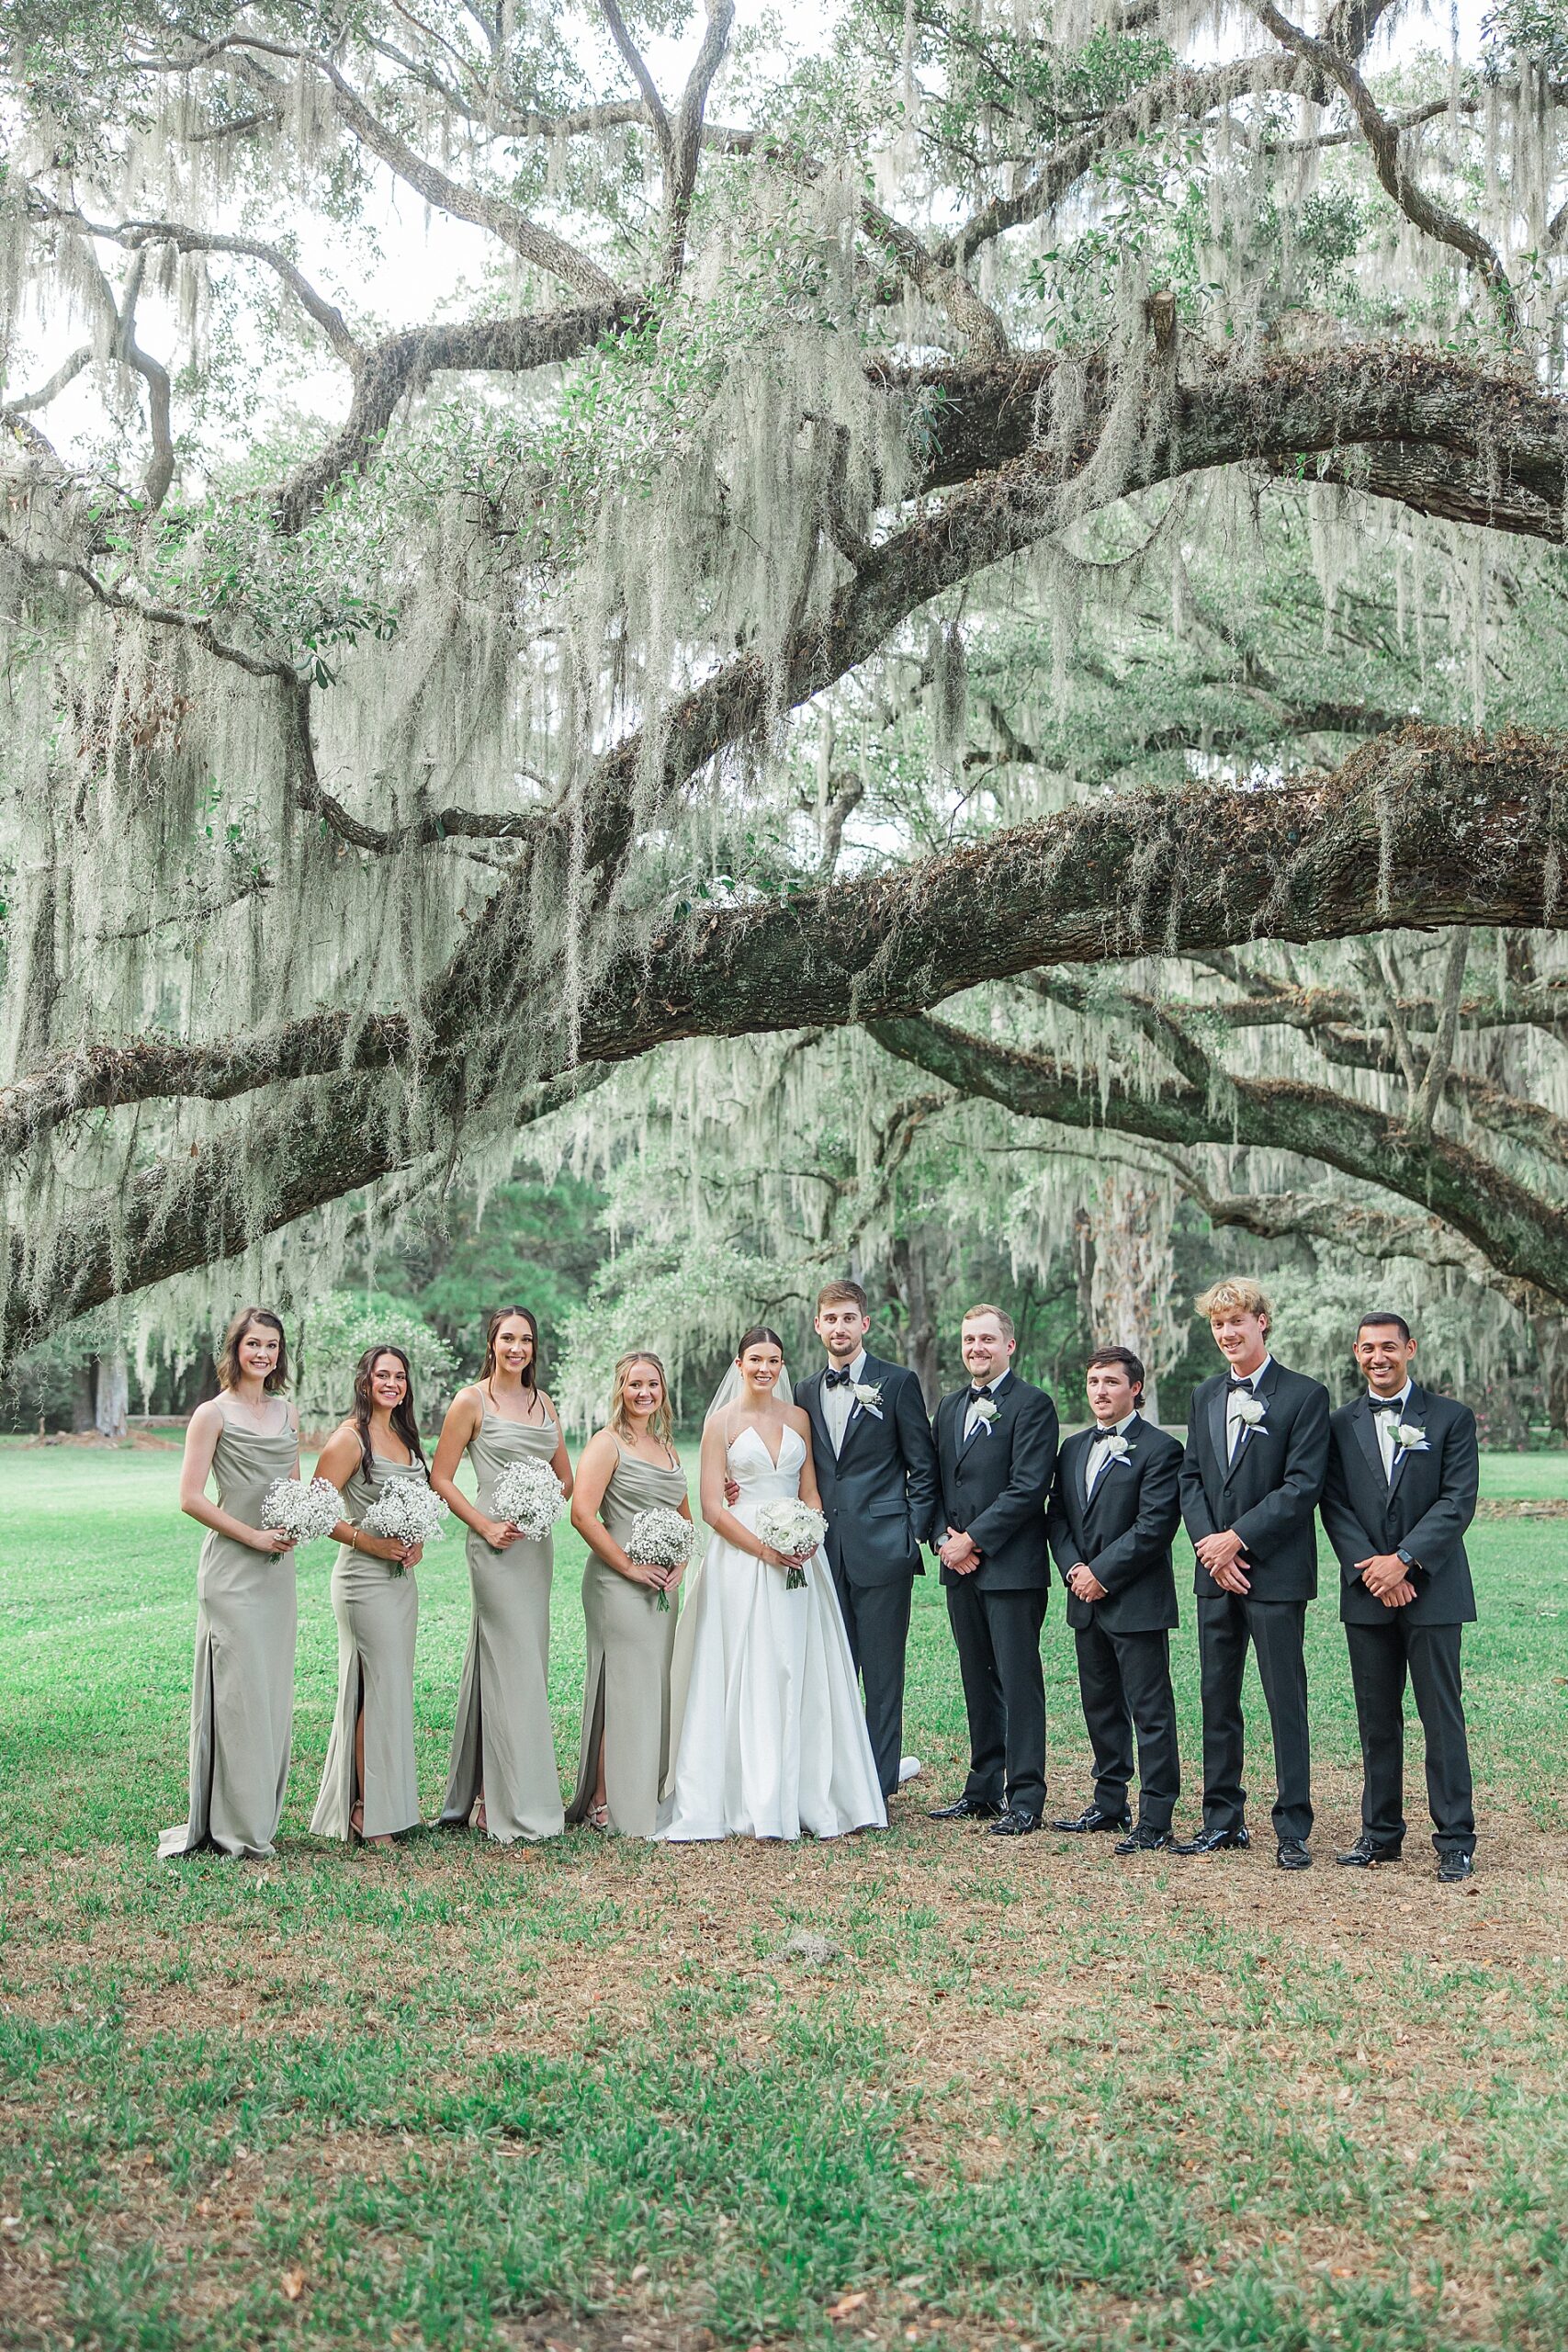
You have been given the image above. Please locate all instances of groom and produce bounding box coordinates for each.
[792,1280,941,1801]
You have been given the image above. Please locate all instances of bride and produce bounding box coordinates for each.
[661,1326,886,1842]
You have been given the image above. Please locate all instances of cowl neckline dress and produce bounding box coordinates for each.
[310,1449,425,1841]
[440,1403,566,1842]
[566,1439,687,1838]
[159,1410,299,1860]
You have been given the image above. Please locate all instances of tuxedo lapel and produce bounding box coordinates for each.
[1350,1391,1384,1483]
[833,1354,885,1466]
[1387,1382,1427,1501]
[1206,1380,1230,1487]
[1083,1417,1134,1526]
[1221,1361,1276,1487]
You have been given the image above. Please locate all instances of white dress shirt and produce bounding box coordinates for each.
[1224,1355,1272,1464]
[963,1367,1012,1442]
[1369,1379,1413,1482]
[1085,1410,1137,1502]
[822,1348,867,1456]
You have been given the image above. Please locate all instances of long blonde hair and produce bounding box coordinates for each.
[609,1351,675,1450]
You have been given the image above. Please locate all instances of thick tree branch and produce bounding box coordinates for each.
[1250,2,1520,334]
[868,1008,1568,1310]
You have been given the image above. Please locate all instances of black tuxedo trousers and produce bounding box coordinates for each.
[950,1581,1048,1817]
[1346,1618,1474,1855]
[1073,1621,1179,1831]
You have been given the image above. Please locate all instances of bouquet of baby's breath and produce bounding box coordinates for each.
[261,1476,344,1545]
[754,1499,828,1590]
[626,1504,693,1611]
[359,1478,448,1575]
[490,1458,565,1542]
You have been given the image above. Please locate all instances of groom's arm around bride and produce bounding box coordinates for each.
[793,1281,941,1801]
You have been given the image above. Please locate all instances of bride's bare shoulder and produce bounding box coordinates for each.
[782,1401,811,1433]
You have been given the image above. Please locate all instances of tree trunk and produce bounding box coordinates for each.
[1088,1178,1177,1422]
[70,1362,96,1434]
[889,1231,942,1408]
[94,1348,129,1441]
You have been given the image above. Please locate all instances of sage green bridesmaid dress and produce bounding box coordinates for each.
[567,1442,688,1838]
[310,1451,423,1842]
[159,1408,299,1860]
[440,1405,565,1842]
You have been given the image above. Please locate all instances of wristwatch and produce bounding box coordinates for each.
[1395,1547,1422,1572]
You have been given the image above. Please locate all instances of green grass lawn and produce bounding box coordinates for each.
[2,1440,1567,2351]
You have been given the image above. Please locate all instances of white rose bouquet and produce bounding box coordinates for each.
[489,1458,566,1543]
[261,1476,344,1546]
[359,1478,449,1575]
[626,1504,694,1612]
[754,1499,828,1590]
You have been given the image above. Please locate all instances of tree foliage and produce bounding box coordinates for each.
[0,0,1566,1384]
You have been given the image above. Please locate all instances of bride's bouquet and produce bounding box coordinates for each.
[754,1499,828,1590]
[489,1458,566,1543]
[626,1504,694,1612]
[359,1478,449,1575]
[261,1476,344,1546]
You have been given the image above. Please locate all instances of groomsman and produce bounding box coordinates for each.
[1179,1277,1329,1869]
[791,1280,941,1802]
[928,1305,1058,1835]
[1320,1312,1479,1883]
[1045,1347,1183,1852]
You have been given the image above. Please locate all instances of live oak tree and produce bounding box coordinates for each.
[2,0,1566,1369]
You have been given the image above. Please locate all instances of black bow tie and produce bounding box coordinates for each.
[825,1366,852,1388]
[1227,1376,1256,1395]
[1089,1426,1119,1444]
[967,1384,993,1404]
[1371,1398,1402,1416]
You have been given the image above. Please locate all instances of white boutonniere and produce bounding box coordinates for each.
[851,1380,884,1419]
[1393,1422,1429,1454]
[1235,1395,1267,1430]
[1100,1432,1133,1462]
[971,1396,999,1429]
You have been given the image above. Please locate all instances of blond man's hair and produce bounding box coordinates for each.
[962,1302,1015,1341]
[1194,1276,1273,1328]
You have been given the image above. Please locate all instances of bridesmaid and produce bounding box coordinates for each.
[434,1306,571,1843]
[310,1345,430,1850]
[567,1351,692,1838]
[160,1307,300,1860]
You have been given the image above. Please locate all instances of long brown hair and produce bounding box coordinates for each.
[480,1305,540,1389]
[217,1306,288,1394]
[350,1344,428,1477]
[609,1351,676,1452]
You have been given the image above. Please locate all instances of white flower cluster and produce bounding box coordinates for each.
[628,1504,694,1611]
[490,1458,566,1541]
[627,1506,694,1569]
[360,1477,449,1571]
[261,1476,344,1545]
[754,1499,828,1589]
[1235,1396,1267,1429]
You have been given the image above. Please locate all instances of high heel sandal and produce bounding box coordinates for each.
[587,1802,610,1832]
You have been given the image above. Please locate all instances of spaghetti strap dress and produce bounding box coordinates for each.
[159,1410,299,1860]
[440,1406,565,1842]
[310,1452,424,1841]
[566,1441,687,1838]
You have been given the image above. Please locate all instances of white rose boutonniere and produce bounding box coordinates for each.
[971,1396,1000,1430]
[1235,1395,1268,1430]
[1393,1422,1429,1454]
[851,1380,885,1419]
[1100,1432,1133,1462]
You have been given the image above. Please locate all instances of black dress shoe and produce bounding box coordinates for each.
[987,1806,1042,1837]
[1277,1838,1312,1871]
[1115,1825,1172,1854]
[1050,1804,1133,1835]
[1336,1834,1403,1868]
[926,1795,1004,1821]
[1174,1825,1250,1855]
[1438,1851,1475,1884]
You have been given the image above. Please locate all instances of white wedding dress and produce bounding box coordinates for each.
[660,1422,887,1842]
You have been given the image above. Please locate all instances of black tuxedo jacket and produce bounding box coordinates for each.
[1179,1358,1330,1603]
[795,1353,940,1589]
[930,1372,1057,1592]
[1321,1384,1478,1626]
[1045,1417,1183,1634]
